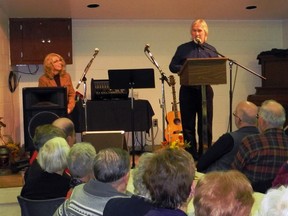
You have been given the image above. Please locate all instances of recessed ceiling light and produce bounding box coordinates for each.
[87,4,100,8]
[246,5,257,10]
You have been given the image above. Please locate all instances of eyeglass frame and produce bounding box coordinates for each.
[233,112,242,121]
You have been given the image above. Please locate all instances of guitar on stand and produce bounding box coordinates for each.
[165,75,183,142]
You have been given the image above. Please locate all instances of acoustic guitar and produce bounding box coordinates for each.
[165,75,183,142]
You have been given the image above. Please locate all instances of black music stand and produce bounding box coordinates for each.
[108,68,155,168]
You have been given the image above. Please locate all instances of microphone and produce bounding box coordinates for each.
[145,44,154,62]
[93,48,100,58]
[144,43,160,70]
[194,37,202,44]
[144,44,150,52]
[194,38,204,50]
[144,44,153,58]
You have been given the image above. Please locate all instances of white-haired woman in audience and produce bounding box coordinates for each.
[66,142,96,198]
[257,186,288,216]
[21,137,71,199]
[103,152,155,216]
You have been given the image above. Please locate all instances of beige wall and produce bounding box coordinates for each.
[0,8,20,146]
[283,20,288,48]
[5,19,285,146]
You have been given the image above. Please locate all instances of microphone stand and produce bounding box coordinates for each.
[76,48,99,131]
[198,42,266,132]
[144,45,170,141]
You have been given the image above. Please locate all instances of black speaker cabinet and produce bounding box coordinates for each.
[81,130,128,152]
[22,87,67,152]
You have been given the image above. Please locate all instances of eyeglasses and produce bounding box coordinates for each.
[233,112,241,121]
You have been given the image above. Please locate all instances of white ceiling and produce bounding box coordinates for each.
[0,0,287,20]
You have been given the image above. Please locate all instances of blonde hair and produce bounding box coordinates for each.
[191,19,209,42]
[194,170,254,216]
[43,53,66,79]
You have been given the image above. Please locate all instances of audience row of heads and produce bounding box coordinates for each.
[35,132,128,186]
[35,128,288,216]
[33,117,76,151]
[233,99,286,131]
[35,124,254,216]
[36,137,96,179]
[139,148,288,216]
[134,148,258,216]
[34,100,288,216]
[32,117,88,179]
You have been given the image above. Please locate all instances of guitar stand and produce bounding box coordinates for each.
[160,72,170,141]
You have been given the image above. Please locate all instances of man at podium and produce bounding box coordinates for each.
[169,19,219,160]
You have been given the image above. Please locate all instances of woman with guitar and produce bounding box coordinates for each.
[169,19,219,160]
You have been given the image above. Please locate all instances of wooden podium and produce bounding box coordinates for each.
[179,57,227,147]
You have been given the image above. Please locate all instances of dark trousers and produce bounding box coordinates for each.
[179,85,213,160]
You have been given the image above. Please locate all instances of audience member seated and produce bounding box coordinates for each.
[52,117,76,147]
[21,137,71,199]
[272,160,288,188]
[54,148,131,216]
[66,142,97,198]
[197,101,259,172]
[257,185,288,216]
[232,100,288,193]
[193,170,254,216]
[103,152,155,216]
[29,124,66,164]
[143,148,196,216]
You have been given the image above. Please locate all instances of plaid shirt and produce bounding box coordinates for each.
[232,128,288,184]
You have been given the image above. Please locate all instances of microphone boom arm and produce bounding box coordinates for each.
[76,48,99,89]
[201,43,266,80]
[144,46,170,86]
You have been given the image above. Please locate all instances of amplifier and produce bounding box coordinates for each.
[90,79,129,101]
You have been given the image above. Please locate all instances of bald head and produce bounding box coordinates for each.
[52,117,76,146]
[234,101,258,127]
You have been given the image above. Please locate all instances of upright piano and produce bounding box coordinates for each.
[247,49,288,126]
